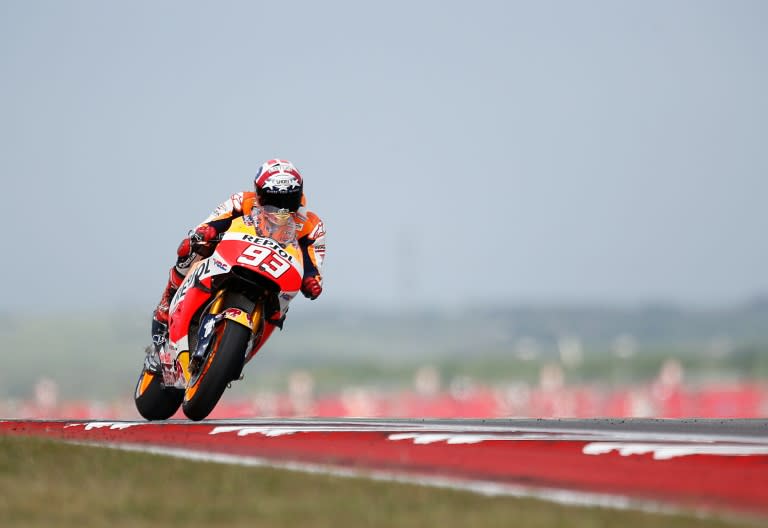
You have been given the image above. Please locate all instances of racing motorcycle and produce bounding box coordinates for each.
[134,206,304,421]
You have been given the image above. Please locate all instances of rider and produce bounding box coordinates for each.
[148,158,326,363]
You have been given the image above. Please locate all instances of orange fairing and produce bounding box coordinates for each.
[177,351,191,383]
[136,371,154,397]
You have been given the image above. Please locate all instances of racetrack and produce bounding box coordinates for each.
[2,418,767,520]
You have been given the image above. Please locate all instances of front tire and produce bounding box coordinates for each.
[182,319,250,421]
[134,369,184,420]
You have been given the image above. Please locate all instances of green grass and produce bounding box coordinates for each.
[0,435,756,528]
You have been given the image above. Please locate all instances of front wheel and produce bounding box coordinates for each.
[134,369,184,420]
[182,319,250,421]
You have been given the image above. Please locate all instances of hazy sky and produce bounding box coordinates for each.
[1,0,767,313]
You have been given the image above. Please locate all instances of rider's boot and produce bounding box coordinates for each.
[145,267,184,373]
[153,267,185,325]
[144,318,167,374]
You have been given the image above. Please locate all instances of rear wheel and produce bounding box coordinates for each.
[182,319,250,421]
[134,369,183,420]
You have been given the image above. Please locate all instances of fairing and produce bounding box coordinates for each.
[166,210,304,369]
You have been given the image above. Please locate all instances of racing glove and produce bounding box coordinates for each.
[301,275,323,300]
[177,224,219,259]
[190,224,218,246]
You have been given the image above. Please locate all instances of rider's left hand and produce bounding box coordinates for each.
[301,276,323,300]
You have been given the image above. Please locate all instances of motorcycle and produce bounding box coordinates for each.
[134,206,304,421]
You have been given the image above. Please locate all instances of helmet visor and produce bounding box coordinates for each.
[255,205,297,245]
[259,190,302,212]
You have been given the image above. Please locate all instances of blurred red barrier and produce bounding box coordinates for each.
[3,381,767,420]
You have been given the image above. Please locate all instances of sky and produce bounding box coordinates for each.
[1,0,767,313]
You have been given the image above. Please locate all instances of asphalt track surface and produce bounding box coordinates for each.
[3,417,768,520]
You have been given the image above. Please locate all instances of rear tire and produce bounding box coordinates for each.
[182,320,250,421]
[134,369,184,420]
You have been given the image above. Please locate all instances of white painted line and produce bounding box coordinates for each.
[388,433,562,444]
[209,426,298,437]
[583,442,768,460]
[203,422,768,446]
[62,422,146,430]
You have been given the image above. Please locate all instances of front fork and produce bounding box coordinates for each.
[182,290,265,383]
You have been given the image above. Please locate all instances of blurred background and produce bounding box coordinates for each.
[1,0,767,419]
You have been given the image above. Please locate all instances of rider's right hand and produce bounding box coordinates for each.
[177,224,218,258]
[190,224,218,246]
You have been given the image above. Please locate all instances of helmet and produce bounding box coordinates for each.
[254,159,303,212]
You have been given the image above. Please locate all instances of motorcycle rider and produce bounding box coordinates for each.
[146,159,326,370]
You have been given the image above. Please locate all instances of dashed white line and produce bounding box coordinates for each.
[583,442,768,460]
[209,426,298,437]
[64,422,145,431]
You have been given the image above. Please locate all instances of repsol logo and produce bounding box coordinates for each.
[174,260,211,302]
[240,234,294,262]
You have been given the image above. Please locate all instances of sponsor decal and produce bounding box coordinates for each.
[309,221,326,240]
[209,193,243,218]
[212,258,229,271]
[202,317,216,338]
[171,260,212,312]
[262,174,300,192]
[238,234,295,262]
[222,308,252,326]
[210,200,232,218]
[177,253,196,270]
[232,193,243,212]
